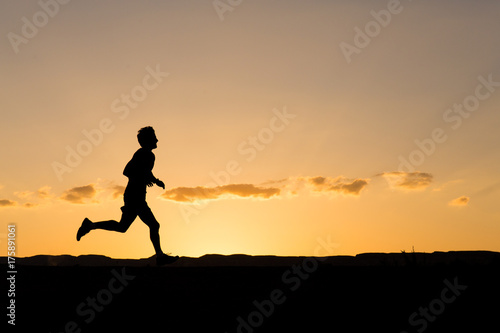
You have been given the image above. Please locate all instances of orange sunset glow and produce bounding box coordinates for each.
[1,0,499,259]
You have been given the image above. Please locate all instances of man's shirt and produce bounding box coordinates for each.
[123,148,155,202]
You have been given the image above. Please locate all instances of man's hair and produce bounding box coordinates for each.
[137,126,155,147]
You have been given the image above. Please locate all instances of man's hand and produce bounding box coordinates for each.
[156,179,165,189]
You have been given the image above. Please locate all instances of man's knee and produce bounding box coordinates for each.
[117,223,130,233]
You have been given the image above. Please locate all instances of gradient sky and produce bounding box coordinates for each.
[1,0,499,259]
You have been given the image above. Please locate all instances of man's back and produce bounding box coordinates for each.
[123,148,155,201]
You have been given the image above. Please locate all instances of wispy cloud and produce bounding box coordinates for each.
[60,184,98,204]
[161,175,369,203]
[0,199,17,207]
[13,186,53,201]
[378,171,433,190]
[37,185,53,199]
[162,184,280,203]
[0,181,124,208]
[59,181,125,204]
[110,185,125,199]
[0,172,429,208]
[2,188,49,208]
[306,176,369,196]
[449,196,470,207]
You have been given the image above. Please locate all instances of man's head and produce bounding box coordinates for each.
[137,126,158,150]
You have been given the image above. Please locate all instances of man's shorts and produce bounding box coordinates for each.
[120,200,158,229]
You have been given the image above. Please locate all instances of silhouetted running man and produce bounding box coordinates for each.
[76,126,178,266]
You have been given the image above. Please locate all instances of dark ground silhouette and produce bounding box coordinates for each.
[4,251,499,332]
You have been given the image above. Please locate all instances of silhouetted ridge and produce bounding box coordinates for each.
[2,251,499,267]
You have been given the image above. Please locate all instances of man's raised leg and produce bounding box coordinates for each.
[77,210,135,241]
